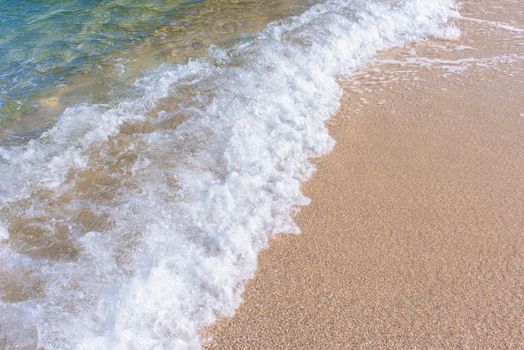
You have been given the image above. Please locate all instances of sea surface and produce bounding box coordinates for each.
[0,0,459,348]
[0,0,317,143]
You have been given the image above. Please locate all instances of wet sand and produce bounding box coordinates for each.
[207,0,524,348]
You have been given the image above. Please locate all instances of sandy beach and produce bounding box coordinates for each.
[207,0,524,348]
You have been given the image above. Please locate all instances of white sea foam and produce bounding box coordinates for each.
[0,0,458,349]
[0,223,8,241]
[461,15,524,33]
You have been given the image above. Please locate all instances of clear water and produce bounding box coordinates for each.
[0,0,198,125]
[0,0,317,143]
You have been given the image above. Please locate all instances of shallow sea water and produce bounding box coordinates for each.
[0,0,317,144]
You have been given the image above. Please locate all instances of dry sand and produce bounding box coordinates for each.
[206,0,524,348]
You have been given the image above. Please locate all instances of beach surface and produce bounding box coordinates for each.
[207,0,524,348]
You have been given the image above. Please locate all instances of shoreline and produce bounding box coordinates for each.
[0,1,464,347]
[206,0,524,348]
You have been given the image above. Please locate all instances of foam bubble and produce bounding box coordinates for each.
[0,222,8,241]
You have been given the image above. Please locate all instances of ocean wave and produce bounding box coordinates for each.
[0,0,458,348]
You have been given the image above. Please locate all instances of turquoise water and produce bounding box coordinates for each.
[0,0,204,119]
[0,0,316,143]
